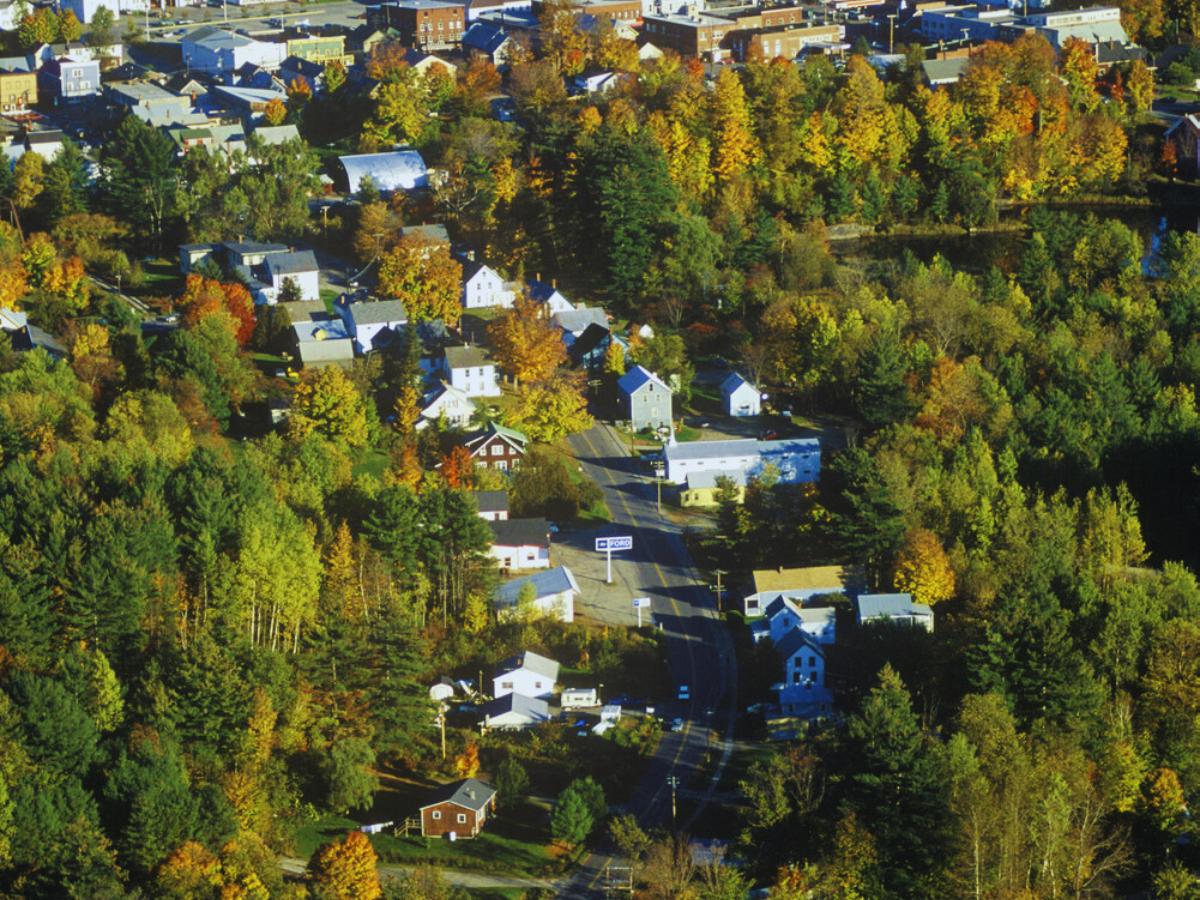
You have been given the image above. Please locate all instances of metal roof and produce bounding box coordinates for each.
[857,593,933,621]
[419,778,497,812]
[494,566,580,608]
[497,649,560,680]
[339,149,428,194]
[666,437,820,463]
[346,299,408,325]
[489,517,551,548]
[480,692,550,720]
[474,490,508,513]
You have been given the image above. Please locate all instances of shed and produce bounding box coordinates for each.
[339,149,429,194]
[480,692,551,730]
[720,371,761,417]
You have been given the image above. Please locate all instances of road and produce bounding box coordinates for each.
[280,856,561,892]
[560,424,738,898]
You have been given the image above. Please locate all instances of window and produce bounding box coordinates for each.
[491,444,504,456]
[501,681,513,689]
[809,657,817,668]
[457,813,467,823]
[432,810,442,820]
[534,681,542,689]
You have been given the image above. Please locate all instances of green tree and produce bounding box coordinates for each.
[324,737,379,814]
[7,672,100,779]
[86,5,115,47]
[495,758,529,808]
[550,784,594,846]
[100,116,179,249]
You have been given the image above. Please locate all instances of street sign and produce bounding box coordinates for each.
[595,536,633,552]
[632,597,651,608]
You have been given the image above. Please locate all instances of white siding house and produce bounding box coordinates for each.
[443,345,500,397]
[481,693,551,730]
[721,372,761,417]
[664,437,820,486]
[462,262,516,309]
[763,597,837,646]
[418,382,476,430]
[492,650,560,699]
[493,566,579,623]
[742,564,866,618]
[857,593,935,632]
[181,26,285,77]
[489,518,551,571]
[340,299,408,354]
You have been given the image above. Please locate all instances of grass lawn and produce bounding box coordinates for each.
[134,258,182,296]
[674,425,702,442]
[320,288,340,312]
[353,448,391,480]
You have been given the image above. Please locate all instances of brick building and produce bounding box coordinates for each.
[378,0,468,49]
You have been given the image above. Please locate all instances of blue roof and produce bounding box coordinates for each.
[463,21,511,54]
[617,365,670,396]
[721,371,755,395]
[776,627,823,662]
[494,566,579,608]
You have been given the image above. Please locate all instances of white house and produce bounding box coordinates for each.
[481,692,551,730]
[442,345,500,398]
[743,564,866,618]
[181,26,286,77]
[552,307,609,345]
[721,372,761,417]
[857,593,934,632]
[492,650,560,699]
[493,566,579,623]
[418,381,477,430]
[462,261,516,309]
[571,70,621,95]
[664,437,820,486]
[474,490,508,521]
[256,250,319,304]
[340,299,408,354]
[527,279,574,314]
[762,596,837,646]
[489,518,551,571]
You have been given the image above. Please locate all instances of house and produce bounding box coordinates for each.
[480,692,551,730]
[493,565,579,622]
[419,779,497,837]
[761,596,837,646]
[743,564,866,618]
[552,307,609,345]
[211,84,287,118]
[489,517,551,571]
[107,80,200,127]
[291,317,355,368]
[571,69,621,94]
[442,345,500,397]
[920,56,970,87]
[279,55,326,92]
[474,490,508,521]
[233,63,286,92]
[182,26,286,77]
[462,20,520,63]
[250,123,302,146]
[404,48,459,79]
[339,149,429,194]
[777,627,825,689]
[462,422,527,471]
[402,222,451,248]
[679,469,746,508]
[492,649,560,698]
[857,593,934,632]
[721,372,760,417]
[340,299,408,353]
[418,381,476,430]
[39,57,101,105]
[63,0,145,24]
[526,279,574,314]
[561,687,598,708]
[0,308,66,358]
[663,437,820,487]
[23,130,65,161]
[618,365,673,433]
[252,250,320,304]
[0,68,37,112]
[462,260,516,309]
[569,323,626,371]
[1167,114,1200,177]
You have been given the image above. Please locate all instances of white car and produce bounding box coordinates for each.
[671,717,685,732]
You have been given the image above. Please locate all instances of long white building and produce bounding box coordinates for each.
[663,437,820,486]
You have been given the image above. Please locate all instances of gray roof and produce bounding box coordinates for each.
[763,596,837,626]
[720,371,755,396]
[553,306,609,335]
[480,692,550,721]
[921,57,970,85]
[185,26,256,50]
[227,240,288,257]
[857,593,933,621]
[684,469,747,491]
[497,650,560,680]
[617,365,670,397]
[494,566,580,609]
[665,437,820,463]
[252,124,300,145]
[347,299,408,325]
[419,778,497,812]
[444,345,492,370]
[339,150,428,194]
[776,627,824,662]
[276,299,329,322]
[265,250,318,277]
[474,490,508,513]
[404,223,450,243]
[296,338,355,366]
[490,517,550,548]
[463,21,512,54]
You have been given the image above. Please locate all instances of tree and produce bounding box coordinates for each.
[550,784,594,846]
[353,200,402,264]
[377,236,464,325]
[100,116,178,248]
[324,59,347,94]
[86,6,115,47]
[324,737,378,814]
[488,294,567,386]
[641,833,696,899]
[454,742,480,778]
[495,758,529,808]
[362,67,431,149]
[893,527,956,606]
[608,813,650,861]
[309,831,382,900]
[263,97,287,126]
[58,9,82,42]
[712,68,760,182]
[289,366,370,448]
[19,8,59,48]
[507,377,593,441]
[603,339,626,377]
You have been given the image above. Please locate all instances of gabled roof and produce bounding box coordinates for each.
[617,365,670,396]
[463,21,513,54]
[720,371,755,396]
[419,778,497,812]
[552,306,608,335]
[666,437,820,463]
[444,344,491,369]
[252,124,300,145]
[403,222,450,243]
[480,692,550,720]
[489,517,550,548]
[264,250,318,277]
[474,489,508,513]
[569,322,612,360]
[751,565,865,597]
[185,26,256,50]
[497,649,559,680]
[920,56,970,86]
[494,566,580,609]
[464,422,527,452]
[776,627,824,662]
[346,299,408,325]
[763,596,836,627]
[526,279,566,304]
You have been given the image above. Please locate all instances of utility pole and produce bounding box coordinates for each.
[667,776,680,828]
[887,12,897,53]
[438,704,447,760]
[711,569,727,613]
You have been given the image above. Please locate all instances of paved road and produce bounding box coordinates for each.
[560,424,738,898]
[280,856,561,891]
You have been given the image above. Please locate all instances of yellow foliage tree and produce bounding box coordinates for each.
[507,378,593,441]
[893,528,956,606]
[309,831,382,900]
[263,97,287,126]
[377,236,464,326]
[455,742,481,778]
[487,294,567,385]
[289,366,369,448]
[712,68,760,182]
[156,841,224,898]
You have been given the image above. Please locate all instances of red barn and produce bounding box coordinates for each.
[419,779,498,839]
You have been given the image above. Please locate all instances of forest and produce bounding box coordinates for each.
[0,4,1195,894]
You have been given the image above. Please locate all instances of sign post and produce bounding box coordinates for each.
[595,536,633,584]
[632,596,650,628]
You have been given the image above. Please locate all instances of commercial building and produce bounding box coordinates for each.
[381,0,468,50]
[663,437,820,486]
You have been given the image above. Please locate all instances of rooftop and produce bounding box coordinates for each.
[666,437,821,462]
[618,365,671,396]
[497,649,560,680]
[685,469,748,491]
[857,593,933,620]
[553,306,609,334]
[473,489,508,513]
[720,371,755,395]
[776,627,825,661]
[494,566,580,608]
[752,564,866,596]
[480,692,550,720]
[444,344,492,369]
[419,778,497,812]
[264,250,319,277]
[347,299,408,325]
[489,517,551,548]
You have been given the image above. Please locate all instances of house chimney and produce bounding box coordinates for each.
[467,249,475,262]
[466,788,475,799]
[535,272,541,282]
[551,278,557,289]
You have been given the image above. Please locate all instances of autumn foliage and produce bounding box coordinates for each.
[309,831,382,900]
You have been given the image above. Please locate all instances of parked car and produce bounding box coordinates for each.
[671,717,685,732]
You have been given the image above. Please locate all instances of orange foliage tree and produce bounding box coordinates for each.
[309,831,382,900]
[441,445,475,489]
[487,293,566,386]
